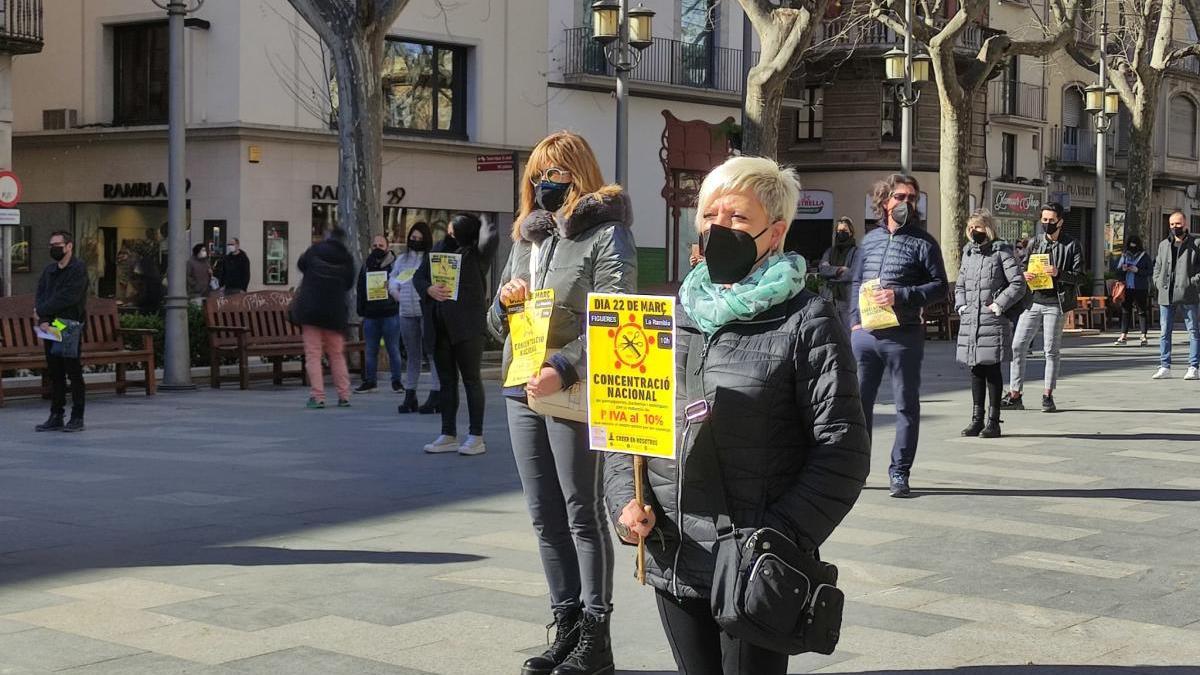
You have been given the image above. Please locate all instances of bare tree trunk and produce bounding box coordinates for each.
[937,99,973,277]
[329,27,386,263]
[742,67,787,158]
[1124,86,1159,243]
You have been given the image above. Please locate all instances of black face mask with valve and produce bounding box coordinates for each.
[702,224,770,284]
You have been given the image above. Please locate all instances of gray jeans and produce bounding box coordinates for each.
[1009,301,1066,393]
[398,315,437,391]
[506,398,614,615]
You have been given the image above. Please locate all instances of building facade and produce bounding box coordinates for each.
[0,0,43,296]
[9,0,546,297]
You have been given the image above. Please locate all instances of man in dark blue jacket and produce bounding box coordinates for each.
[851,174,948,497]
[34,231,89,432]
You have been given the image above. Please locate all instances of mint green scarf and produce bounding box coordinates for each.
[680,253,808,335]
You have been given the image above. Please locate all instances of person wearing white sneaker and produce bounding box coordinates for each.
[423,435,459,453]
[457,435,487,455]
[1151,211,1200,382]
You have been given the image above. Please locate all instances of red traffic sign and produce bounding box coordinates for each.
[0,171,21,207]
[476,154,514,172]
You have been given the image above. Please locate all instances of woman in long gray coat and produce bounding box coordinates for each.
[955,210,1026,438]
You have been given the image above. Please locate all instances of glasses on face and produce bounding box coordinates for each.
[891,192,918,203]
[532,167,572,185]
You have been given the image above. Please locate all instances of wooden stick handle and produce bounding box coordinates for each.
[634,455,646,586]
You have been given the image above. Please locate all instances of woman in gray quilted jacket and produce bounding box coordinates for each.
[954,210,1026,438]
[488,131,637,675]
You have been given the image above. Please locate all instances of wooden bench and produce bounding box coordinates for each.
[0,295,157,407]
[204,291,364,389]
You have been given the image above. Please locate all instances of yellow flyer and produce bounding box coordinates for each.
[1027,253,1054,291]
[365,271,389,301]
[586,293,676,459]
[504,288,555,387]
[858,279,900,330]
[430,252,462,300]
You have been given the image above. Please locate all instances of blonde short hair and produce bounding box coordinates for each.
[965,209,997,241]
[695,156,802,252]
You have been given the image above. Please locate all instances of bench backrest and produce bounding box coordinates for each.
[0,295,123,356]
[204,291,301,348]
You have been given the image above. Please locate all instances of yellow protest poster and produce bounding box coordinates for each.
[1027,253,1054,291]
[365,271,389,301]
[504,289,555,387]
[586,293,676,459]
[858,279,900,330]
[430,252,462,300]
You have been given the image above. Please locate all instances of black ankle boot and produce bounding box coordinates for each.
[418,390,441,414]
[521,606,582,675]
[960,405,985,437]
[550,611,613,675]
[35,413,64,432]
[980,409,1001,438]
[397,389,419,414]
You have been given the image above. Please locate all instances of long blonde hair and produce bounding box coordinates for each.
[514,131,609,241]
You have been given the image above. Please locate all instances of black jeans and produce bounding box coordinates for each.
[433,326,485,437]
[970,363,1002,411]
[44,342,85,419]
[655,591,788,675]
[1120,287,1150,335]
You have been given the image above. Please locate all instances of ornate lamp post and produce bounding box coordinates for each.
[151,0,204,390]
[590,1,655,186]
[1084,12,1120,295]
[882,0,931,175]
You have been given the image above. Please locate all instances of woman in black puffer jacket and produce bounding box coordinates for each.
[292,227,356,408]
[954,210,1026,438]
[606,156,871,674]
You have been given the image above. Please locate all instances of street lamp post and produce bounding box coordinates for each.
[152,0,204,391]
[882,0,931,175]
[1085,14,1120,296]
[590,1,654,186]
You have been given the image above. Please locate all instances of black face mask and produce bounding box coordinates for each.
[1172,227,1187,238]
[407,238,427,252]
[890,202,915,229]
[835,231,851,244]
[970,230,989,244]
[49,245,66,262]
[1043,221,1060,236]
[442,234,459,251]
[535,181,571,213]
[701,224,770,284]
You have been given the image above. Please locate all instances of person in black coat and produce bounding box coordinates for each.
[293,227,356,408]
[216,238,251,294]
[34,230,90,432]
[355,235,402,393]
[413,213,495,456]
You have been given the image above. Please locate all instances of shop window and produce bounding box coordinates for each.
[263,222,289,286]
[9,226,31,273]
[381,38,468,136]
[384,207,453,247]
[312,203,338,243]
[113,22,169,126]
[795,87,823,142]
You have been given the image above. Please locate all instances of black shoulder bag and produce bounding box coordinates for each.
[684,340,845,656]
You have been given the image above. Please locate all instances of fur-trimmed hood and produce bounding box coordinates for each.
[519,185,632,243]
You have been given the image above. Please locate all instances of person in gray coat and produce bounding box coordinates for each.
[954,210,1026,438]
[817,216,858,329]
[1151,210,1200,380]
[488,131,637,675]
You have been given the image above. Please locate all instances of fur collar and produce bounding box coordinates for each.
[519,186,631,243]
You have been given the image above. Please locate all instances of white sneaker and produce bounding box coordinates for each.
[1186,367,1200,380]
[458,435,487,456]
[1152,367,1172,380]
[423,434,459,453]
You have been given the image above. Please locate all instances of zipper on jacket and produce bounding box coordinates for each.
[670,313,786,598]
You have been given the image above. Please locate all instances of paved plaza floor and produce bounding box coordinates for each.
[1,335,1199,674]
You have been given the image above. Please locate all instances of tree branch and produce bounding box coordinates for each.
[1148,0,1177,69]
[738,0,773,32]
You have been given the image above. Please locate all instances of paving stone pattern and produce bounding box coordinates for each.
[1,337,1199,673]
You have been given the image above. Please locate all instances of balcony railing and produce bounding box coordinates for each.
[1047,126,1097,166]
[562,27,756,95]
[989,81,1046,121]
[0,0,43,55]
[816,17,991,54]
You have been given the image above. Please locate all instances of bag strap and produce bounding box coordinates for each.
[683,334,735,536]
